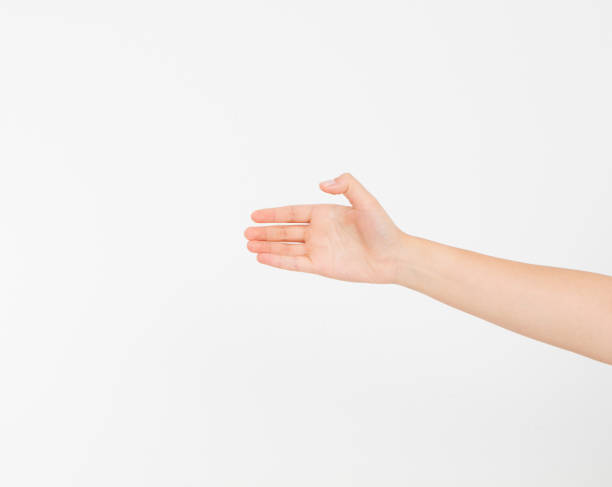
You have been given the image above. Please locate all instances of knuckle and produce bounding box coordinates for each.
[304,226,312,241]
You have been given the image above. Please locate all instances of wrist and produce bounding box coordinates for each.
[390,232,435,289]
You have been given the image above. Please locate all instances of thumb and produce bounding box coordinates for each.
[319,173,380,209]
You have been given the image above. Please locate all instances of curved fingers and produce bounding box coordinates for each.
[251,205,313,223]
[244,225,307,242]
[247,241,307,256]
[256,253,313,273]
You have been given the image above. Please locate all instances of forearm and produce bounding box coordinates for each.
[393,234,612,364]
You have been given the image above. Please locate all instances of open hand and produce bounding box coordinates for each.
[244,173,406,283]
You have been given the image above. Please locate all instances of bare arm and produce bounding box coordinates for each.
[245,173,612,364]
[395,234,612,364]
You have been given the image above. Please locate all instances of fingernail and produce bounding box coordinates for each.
[321,179,337,187]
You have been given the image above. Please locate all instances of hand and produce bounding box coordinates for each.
[244,173,407,283]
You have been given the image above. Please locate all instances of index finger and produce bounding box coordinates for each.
[251,205,313,223]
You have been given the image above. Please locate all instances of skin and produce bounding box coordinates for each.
[244,173,612,365]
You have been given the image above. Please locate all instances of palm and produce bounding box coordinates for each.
[245,174,404,284]
[306,204,398,282]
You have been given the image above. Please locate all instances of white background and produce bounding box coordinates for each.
[1,1,611,485]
